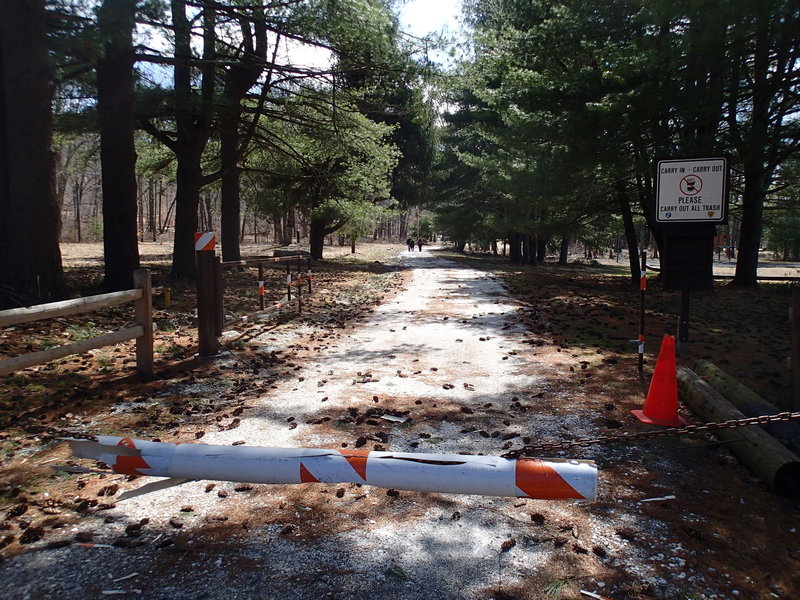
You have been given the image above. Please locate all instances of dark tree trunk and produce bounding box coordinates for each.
[730,9,777,287]
[310,219,326,260]
[732,162,768,286]
[97,0,140,291]
[0,0,64,308]
[558,237,569,265]
[219,110,241,262]
[616,181,641,285]
[521,234,531,264]
[171,146,204,278]
[168,0,215,279]
[219,12,267,262]
[148,181,157,241]
[74,178,83,242]
[536,237,547,264]
[508,230,521,263]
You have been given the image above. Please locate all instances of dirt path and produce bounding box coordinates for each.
[1,249,769,600]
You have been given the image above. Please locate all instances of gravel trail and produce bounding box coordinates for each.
[0,249,666,600]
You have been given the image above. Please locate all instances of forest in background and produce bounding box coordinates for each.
[0,0,799,309]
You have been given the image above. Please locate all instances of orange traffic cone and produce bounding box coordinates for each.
[631,334,688,427]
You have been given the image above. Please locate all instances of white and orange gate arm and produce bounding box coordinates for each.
[63,436,597,501]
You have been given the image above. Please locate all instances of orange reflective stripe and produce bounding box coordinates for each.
[299,463,319,483]
[113,437,150,475]
[338,449,369,481]
[193,232,215,251]
[515,459,583,499]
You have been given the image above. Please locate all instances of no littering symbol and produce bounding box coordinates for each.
[679,174,702,196]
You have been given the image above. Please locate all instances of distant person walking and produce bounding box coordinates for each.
[417,238,424,252]
[406,237,415,252]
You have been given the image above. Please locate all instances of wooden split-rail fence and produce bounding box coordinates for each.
[0,269,154,378]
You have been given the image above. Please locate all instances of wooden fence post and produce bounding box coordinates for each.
[214,256,223,338]
[133,269,153,378]
[195,232,219,356]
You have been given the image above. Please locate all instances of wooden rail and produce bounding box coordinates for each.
[195,237,313,356]
[0,269,153,377]
[0,289,141,327]
[219,255,306,268]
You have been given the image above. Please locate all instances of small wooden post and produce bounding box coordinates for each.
[307,258,312,294]
[195,232,218,356]
[133,269,153,378]
[286,262,292,301]
[214,256,223,338]
[793,287,800,411]
[258,264,265,310]
[297,267,302,315]
[296,258,303,315]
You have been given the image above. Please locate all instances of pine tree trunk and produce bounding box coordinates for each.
[521,234,531,264]
[169,0,214,279]
[508,231,521,263]
[220,108,242,262]
[170,147,204,278]
[536,237,547,264]
[310,219,326,260]
[0,0,64,308]
[558,237,569,265]
[732,163,767,286]
[616,181,641,285]
[97,0,140,291]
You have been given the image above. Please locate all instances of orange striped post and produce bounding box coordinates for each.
[258,264,265,310]
[297,269,303,315]
[66,436,597,501]
[638,250,646,374]
[194,232,218,356]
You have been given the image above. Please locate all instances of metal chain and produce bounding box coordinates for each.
[501,411,800,458]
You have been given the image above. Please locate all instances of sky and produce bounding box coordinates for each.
[137,1,466,85]
[287,0,465,69]
[399,0,463,38]
[400,0,464,67]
